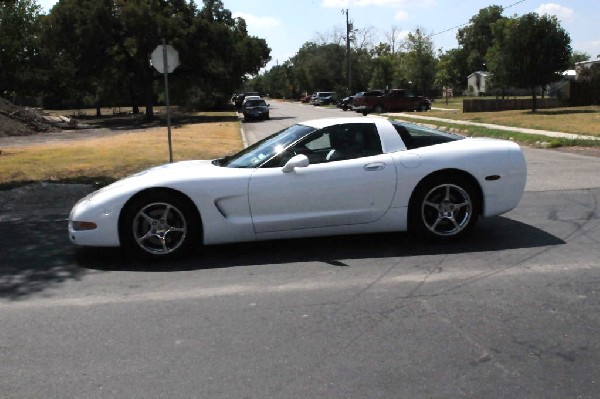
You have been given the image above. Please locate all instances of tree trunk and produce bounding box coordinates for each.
[130,79,140,114]
[531,87,537,113]
[143,73,154,120]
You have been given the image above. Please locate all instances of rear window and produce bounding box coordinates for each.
[392,121,463,150]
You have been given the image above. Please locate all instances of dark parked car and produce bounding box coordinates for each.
[242,98,270,121]
[337,96,354,111]
[352,89,430,115]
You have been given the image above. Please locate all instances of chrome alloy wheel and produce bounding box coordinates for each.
[132,202,187,255]
[421,183,473,236]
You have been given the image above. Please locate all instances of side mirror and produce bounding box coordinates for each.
[282,154,309,173]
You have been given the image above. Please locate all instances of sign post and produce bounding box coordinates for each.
[151,40,179,163]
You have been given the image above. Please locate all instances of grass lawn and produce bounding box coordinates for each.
[1,102,599,188]
[428,97,600,137]
[0,111,243,187]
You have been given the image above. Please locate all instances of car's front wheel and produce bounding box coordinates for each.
[119,191,201,259]
[409,175,479,241]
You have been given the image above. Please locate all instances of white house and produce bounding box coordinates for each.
[466,71,490,96]
[575,57,600,74]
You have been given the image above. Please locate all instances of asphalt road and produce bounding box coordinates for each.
[1,102,600,398]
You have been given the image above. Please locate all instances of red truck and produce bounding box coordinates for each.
[352,89,431,115]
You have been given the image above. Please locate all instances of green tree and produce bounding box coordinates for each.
[485,17,517,97]
[569,50,591,67]
[456,5,505,82]
[401,28,437,96]
[289,42,346,95]
[369,54,395,90]
[489,13,571,111]
[0,0,44,101]
[43,0,270,116]
[42,0,120,113]
[576,64,600,105]
[435,49,464,103]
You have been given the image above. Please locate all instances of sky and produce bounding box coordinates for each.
[37,0,600,72]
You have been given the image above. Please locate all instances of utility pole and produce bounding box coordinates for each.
[343,9,352,95]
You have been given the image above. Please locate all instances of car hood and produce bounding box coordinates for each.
[118,160,214,185]
[82,160,245,204]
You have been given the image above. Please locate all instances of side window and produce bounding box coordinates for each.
[261,123,382,167]
[261,129,333,168]
[326,123,382,161]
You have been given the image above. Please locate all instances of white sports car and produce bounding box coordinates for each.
[68,117,527,258]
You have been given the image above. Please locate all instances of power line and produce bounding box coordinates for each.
[430,0,528,37]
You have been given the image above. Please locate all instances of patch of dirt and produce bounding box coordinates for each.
[0,97,57,137]
[0,97,164,148]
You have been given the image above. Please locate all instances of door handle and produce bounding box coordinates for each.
[364,162,386,171]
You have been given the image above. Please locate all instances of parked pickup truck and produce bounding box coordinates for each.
[352,89,431,115]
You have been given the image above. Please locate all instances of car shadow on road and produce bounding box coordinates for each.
[0,218,86,300]
[77,216,565,272]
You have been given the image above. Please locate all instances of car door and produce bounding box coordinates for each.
[248,123,397,233]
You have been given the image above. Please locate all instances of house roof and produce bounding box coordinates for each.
[575,58,600,68]
[467,71,490,79]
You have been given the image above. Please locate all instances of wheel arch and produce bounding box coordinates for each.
[118,187,204,245]
[408,168,484,217]
[407,168,484,237]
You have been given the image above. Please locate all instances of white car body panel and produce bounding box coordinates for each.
[249,153,397,233]
[68,117,527,249]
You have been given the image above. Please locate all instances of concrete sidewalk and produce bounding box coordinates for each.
[386,112,599,141]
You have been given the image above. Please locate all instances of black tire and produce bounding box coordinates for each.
[409,175,479,242]
[119,191,201,259]
[374,105,383,113]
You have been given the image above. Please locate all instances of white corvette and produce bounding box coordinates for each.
[68,117,526,258]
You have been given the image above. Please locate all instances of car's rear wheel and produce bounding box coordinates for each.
[409,175,479,241]
[120,191,200,259]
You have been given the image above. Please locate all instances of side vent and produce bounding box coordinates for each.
[485,175,501,181]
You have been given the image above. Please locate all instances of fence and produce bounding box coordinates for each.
[463,98,563,113]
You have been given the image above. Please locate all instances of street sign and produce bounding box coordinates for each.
[152,41,179,163]
[151,44,179,74]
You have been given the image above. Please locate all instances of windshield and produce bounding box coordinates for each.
[216,124,316,168]
[245,100,266,107]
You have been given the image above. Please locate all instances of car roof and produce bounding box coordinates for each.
[299,117,380,129]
